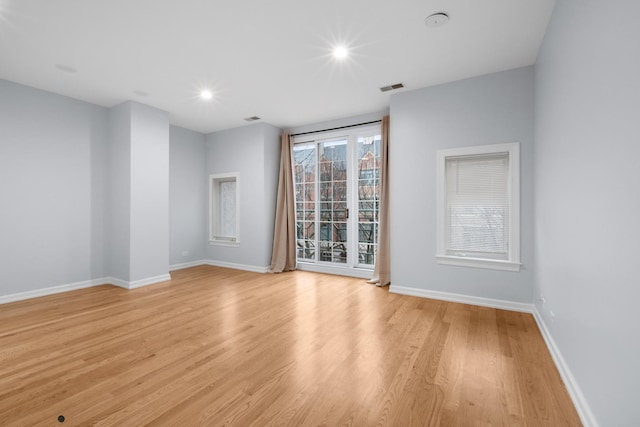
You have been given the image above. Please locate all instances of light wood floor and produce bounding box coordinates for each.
[0,266,580,426]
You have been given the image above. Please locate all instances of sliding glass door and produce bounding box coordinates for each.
[293,125,381,271]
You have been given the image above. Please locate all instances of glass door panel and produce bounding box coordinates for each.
[293,143,316,261]
[356,134,381,267]
[318,139,348,264]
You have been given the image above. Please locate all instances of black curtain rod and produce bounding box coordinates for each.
[290,119,381,137]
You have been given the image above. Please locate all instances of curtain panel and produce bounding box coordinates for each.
[368,115,390,286]
[269,133,297,272]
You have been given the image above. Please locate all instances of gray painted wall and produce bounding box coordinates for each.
[129,102,170,281]
[389,67,535,303]
[534,1,640,425]
[107,102,132,281]
[205,123,281,268]
[0,80,277,296]
[0,79,108,294]
[169,126,206,266]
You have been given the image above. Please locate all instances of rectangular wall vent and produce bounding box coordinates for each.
[244,116,261,122]
[379,83,405,92]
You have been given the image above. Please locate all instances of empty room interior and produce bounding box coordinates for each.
[0,0,638,426]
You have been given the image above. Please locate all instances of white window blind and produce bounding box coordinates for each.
[218,181,236,239]
[445,153,509,259]
[209,172,239,245]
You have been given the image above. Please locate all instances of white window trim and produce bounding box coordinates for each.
[209,172,240,247]
[436,142,521,272]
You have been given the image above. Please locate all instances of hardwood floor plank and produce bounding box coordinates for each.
[0,266,581,426]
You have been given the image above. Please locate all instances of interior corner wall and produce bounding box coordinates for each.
[534,1,640,425]
[169,125,207,266]
[0,79,108,297]
[205,123,281,269]
[389,67,535,303]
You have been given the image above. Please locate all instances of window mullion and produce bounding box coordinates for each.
[347,135,358,267]
[314,142,320,263]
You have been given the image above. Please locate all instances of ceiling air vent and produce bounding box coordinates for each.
[379,83,404,92]
[244,116,261,122]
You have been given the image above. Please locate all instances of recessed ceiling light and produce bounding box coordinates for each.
[333,46,348,59]
[133,90,149,97]
[425,12,450,28]
[200,89,213,100]
[244,116,261,122]
[55,64,77,73]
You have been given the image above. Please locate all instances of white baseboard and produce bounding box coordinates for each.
[0,273,175,305]
[129,274,171,289]
[205,259,269,274]
[169,260,208,271]
[532,308,599,427]
[0,278,108,305]
[102,277,128,289]
[0,262,262,305]
[103,274,172,290]
[389,284,534,313]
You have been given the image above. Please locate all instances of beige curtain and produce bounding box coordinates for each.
[368,115,390,286]
[269,133,297,272]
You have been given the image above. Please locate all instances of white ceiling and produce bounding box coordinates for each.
[0,0,555,134]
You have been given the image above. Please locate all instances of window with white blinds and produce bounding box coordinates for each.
[446,153,508,258]
[436,143,520,271]
[218,181,237,239]
[209,172,240,245]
